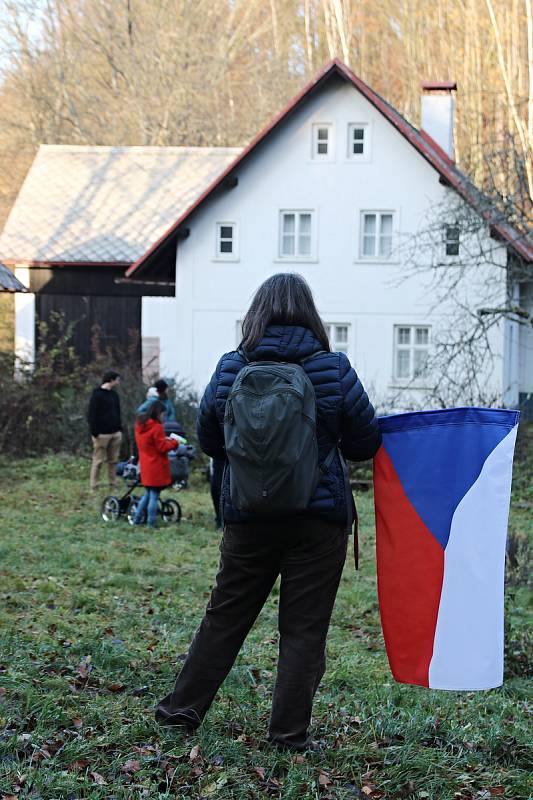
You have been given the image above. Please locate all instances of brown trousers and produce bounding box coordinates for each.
[90,431,122,490]
[156,516,348,750]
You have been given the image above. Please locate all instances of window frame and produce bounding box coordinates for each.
[277,209,317,261]
[358,210,397,261]
[311,122,334,160]
[347,122,371,160]
[214,221,239,261]
[326,322,352,357]
[392,324,432,383]
[444,223,460,257]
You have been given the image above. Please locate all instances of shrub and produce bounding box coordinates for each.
[0,320,199,458]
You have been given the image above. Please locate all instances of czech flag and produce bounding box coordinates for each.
[373,407,519,691]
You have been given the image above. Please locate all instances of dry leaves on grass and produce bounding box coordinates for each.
[67,758,90,771]
[90,771,107,785]
[319,771,333,788]
[189,744,201,761]
[121,759,141,774]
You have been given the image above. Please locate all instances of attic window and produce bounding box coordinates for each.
[312,124,332,158]
[445,224,460,256]
[348,123,368,158]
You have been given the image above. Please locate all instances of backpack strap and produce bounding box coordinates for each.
[319,446,337,473]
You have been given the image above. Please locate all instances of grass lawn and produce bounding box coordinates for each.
[0,448,531,800]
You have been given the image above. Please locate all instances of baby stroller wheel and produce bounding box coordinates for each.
[101,496,120,522]
[161,498,182,524]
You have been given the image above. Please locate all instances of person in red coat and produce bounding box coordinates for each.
[134,400,179,527]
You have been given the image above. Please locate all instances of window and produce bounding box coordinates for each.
[348,123,368,157]
[360,211,394,259]
[326,323,350,354]
[312,123,332,158]
[394,325,431,381]
[215,222,237,259]
[445,224,460,256]
[279,211,314,259]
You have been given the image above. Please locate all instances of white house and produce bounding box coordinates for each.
[129,60,532,411]
[1,60,531,411]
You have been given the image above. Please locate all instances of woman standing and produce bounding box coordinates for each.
[134,401,179,528]
[156,273,382,750]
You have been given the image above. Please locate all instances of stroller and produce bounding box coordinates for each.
[165,421,196,489]
[100,421,196,525]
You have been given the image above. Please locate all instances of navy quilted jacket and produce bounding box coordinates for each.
[197,324,382,524]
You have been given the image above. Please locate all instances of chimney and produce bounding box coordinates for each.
[421,82,457,159]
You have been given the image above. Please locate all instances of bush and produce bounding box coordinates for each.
[0,320,199,458]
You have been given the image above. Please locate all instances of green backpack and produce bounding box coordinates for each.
[223,353,335,514]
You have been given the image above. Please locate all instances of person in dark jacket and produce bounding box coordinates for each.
[155,273,382,750]
[87,370,122,491]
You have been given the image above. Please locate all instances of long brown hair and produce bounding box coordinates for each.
[240,273,330,353]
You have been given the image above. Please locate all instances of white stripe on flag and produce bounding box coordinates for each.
[428,425,518,690]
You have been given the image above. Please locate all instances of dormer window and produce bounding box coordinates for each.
[312,123,332,159]
[348,123,369,158]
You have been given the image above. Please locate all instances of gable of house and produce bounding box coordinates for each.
[126,60,532,281]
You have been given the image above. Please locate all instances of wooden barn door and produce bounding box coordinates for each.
[35,294,141,369]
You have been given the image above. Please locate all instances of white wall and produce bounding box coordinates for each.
[149,77,507,408]
[14,266,35,366]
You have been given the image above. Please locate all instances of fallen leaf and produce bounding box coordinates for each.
[121,759,141,773]
[90,772,107,785]
[0,688,6,697]
[72,717,83,728]
[107,682,125,693]
[294,754,306,764]
[361,788,373,797]
[68,759,90,771]
[319,771,332,787]
[133,744,159,756]
[254,767,266,780]
[189,744,201,761]
[488,790,505,797]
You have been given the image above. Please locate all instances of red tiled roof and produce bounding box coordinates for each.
[127,58,532,277]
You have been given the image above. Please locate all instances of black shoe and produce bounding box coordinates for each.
[155,707,200,733]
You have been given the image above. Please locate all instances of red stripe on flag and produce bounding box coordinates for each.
[373,446,444,687]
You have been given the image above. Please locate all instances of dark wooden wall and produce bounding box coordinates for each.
[30,266,171,369]
[35,294,142,367]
